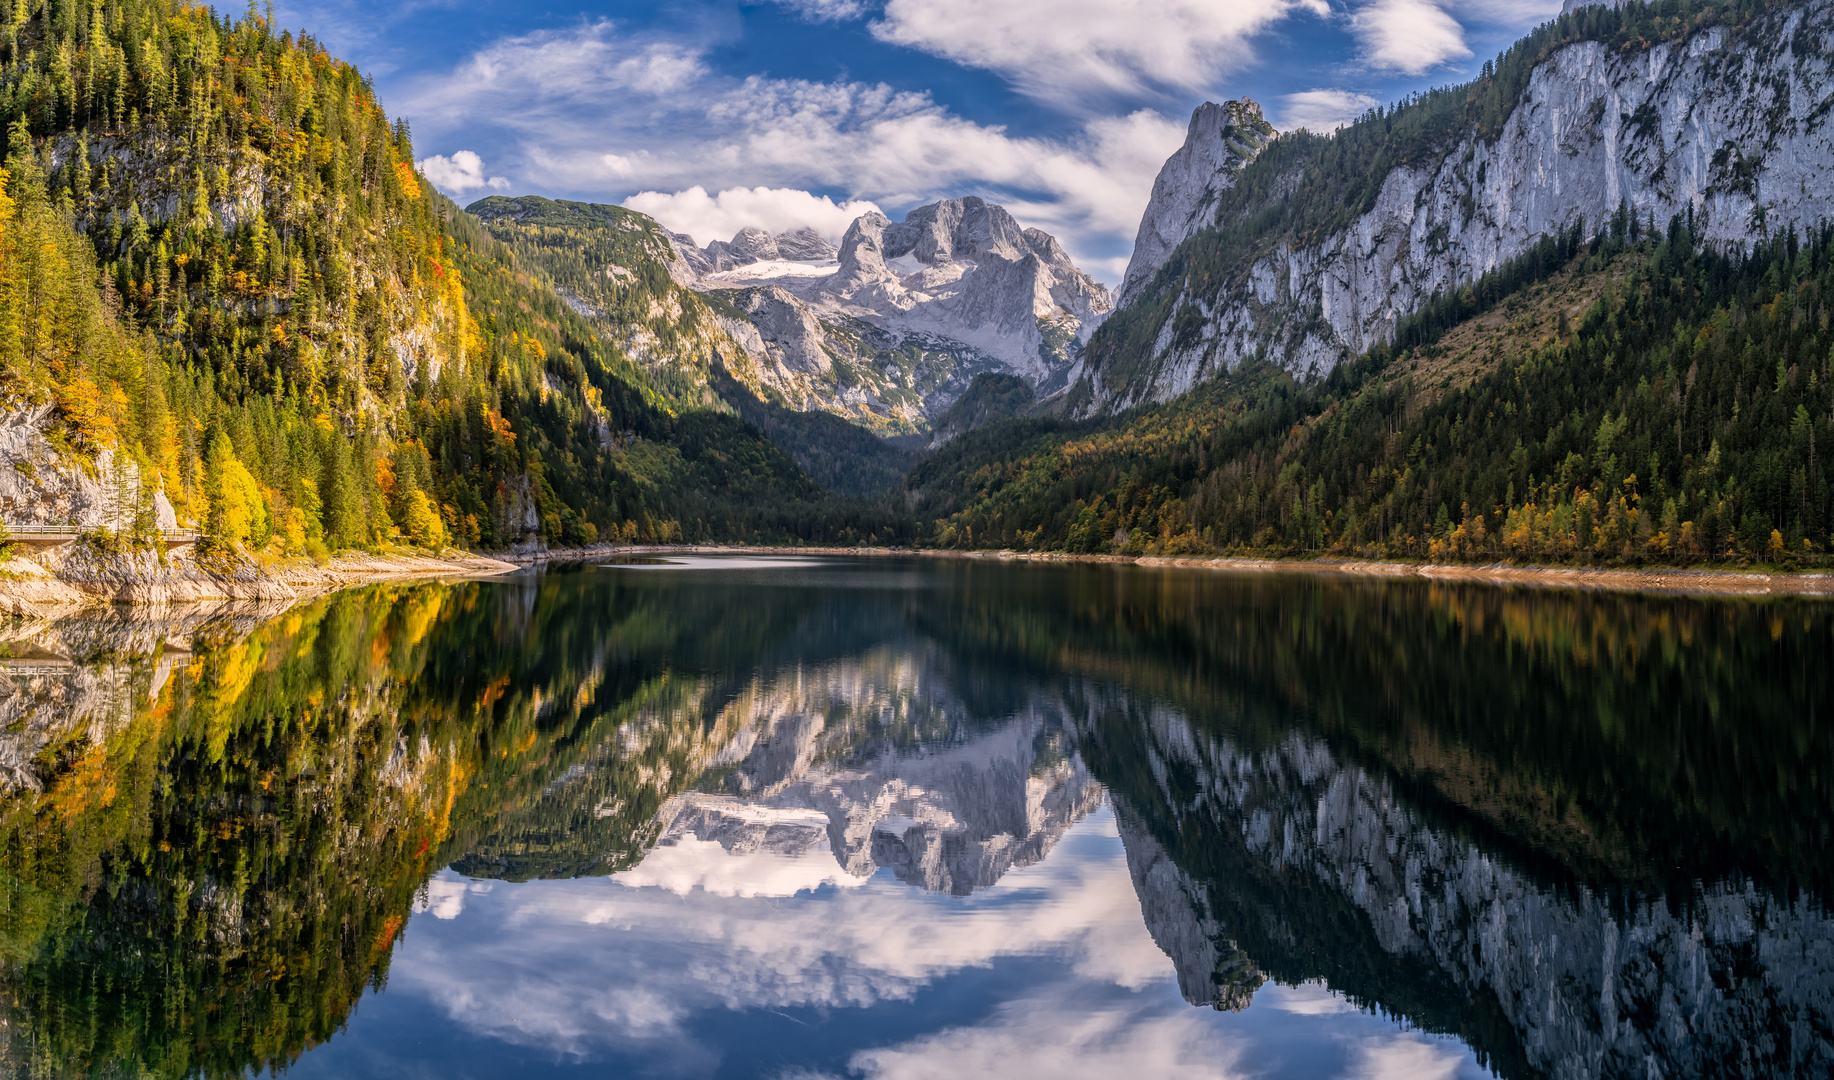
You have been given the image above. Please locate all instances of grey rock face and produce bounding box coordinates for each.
[1099,4,1834,409]
[0,406,176,532]
[1116,99,1275,308]
[774,226,837,261]
[824,211,903,308]
[643,655,1103,895]
[816,196,1113,379]
[664,231,713,282]
[735,287,834,375]
[727,226,780,263]
[1114,799,1262,1011]
[1105,704,1834,1077]
[881,197,1029,264]
[672,197,1111,435]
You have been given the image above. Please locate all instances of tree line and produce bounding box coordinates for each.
[913,217,1834,568]
[0,0,898,558]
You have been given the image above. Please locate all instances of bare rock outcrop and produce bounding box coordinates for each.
[1095,2,1834,409]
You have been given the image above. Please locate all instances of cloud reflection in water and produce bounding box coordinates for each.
[305,807,1494,1079]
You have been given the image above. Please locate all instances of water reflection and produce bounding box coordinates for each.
[0,559,1826,1077]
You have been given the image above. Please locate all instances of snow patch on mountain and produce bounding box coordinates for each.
[670,198,1113,433]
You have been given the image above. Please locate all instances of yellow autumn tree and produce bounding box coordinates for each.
[204,432,270,549]
[401,490,449,549]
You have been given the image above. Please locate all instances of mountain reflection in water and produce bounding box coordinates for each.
[0,558,1826,1078]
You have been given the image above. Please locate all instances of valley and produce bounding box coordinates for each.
[2,0,1834,613]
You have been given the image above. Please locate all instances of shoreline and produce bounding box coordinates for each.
[3,539,1829,616]
[526,543,1834,598]
[269,550,523,597]
[0,546,521,619]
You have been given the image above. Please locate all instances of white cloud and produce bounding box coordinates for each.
[1279,89,1382,132]
[417,149,511,197]
[386,811,1178,1059]
[412,877,494,919]
[410,26,707,122]
[623,186,884,247]
[611,836,872,896]
[401,24,1191,279]
[851,988,1251,1080]
[1352,0,1473,74]
[362,812,1496,1076]
[1349,1031,1474,1080]
[870,0,1330,104]
[769,0,866,21]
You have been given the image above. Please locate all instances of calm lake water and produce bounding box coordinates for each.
[0,555,1829,1078]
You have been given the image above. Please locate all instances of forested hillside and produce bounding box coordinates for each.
[912,218,1834,567]
[1080,0,1813,412]
[466,194,923,497]
[0,0,877,554]
[464,194,751,407]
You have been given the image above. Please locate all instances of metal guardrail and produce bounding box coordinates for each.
[0,663,76,676]
[1,523,201,540]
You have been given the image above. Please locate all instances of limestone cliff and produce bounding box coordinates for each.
[643,650,1102,895]
[1114,100,1275,309]
[1089,0,1834,410]
[672,198,1112,435]
[1102,704,1834,1077]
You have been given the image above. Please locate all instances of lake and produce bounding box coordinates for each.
[0,555,1827,1078]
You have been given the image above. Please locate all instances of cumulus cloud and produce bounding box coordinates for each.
[624,186,884,247]
[352,812,1495,1076]
[769,0,866,21]
[851,989,1251,1080]
[1279,89,1382,132]
[871,0,1331,104]
[400,23,1191,279]
[1351,0,1473,74]
[1348,1031,1475,1079]
[417,149,511,196]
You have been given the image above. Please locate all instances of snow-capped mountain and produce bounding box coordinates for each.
[667,197,1112,433]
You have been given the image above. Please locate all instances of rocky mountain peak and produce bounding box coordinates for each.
[1116,98,1276,307]
[880,196,1032,265]
[686,224,843,274]
[1088,1,1834,413]
[728,226,780,262]
[814,198,1112,377]
[643,195,1112,437]
[775,226,838,261]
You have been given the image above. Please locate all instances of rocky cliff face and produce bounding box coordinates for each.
[641,650,1102,895]
[0,603,290,793]
[671,197,1112,435]
[0,406,292,612]
[1114,100,1275,309]
[1091,0,1834,410]
[0,406,177,534]
[1102,704,1834,1077]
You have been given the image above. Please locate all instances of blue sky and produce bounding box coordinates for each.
[277,0,1564,282]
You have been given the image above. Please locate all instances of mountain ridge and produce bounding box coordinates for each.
[1083,0,1834,413]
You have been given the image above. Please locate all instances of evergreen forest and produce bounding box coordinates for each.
[2,0,1831,571]
[914,217,1834,568]
[0,0,899,558]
